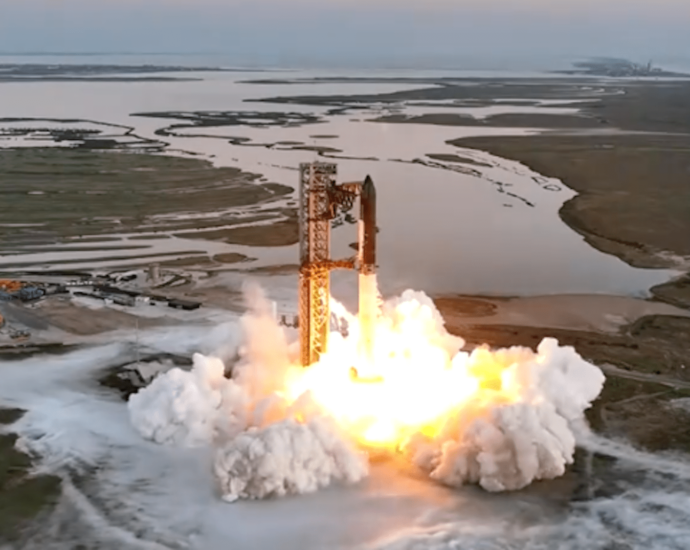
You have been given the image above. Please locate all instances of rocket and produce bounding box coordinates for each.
[358,175,377,370]
[359,176,377,275]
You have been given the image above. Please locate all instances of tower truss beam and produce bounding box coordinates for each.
[298,162,376,367]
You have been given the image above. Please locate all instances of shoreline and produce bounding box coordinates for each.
[2,63,690,547]
[232,75,690,305]
[432,293,690,334]
[0,147,298,274]
[3,76,688,297]
[448,132,690,309]
[434,293,690,455]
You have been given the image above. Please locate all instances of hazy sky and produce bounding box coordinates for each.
[1,0,689,68]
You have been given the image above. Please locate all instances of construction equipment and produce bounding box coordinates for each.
[0,280,23,292]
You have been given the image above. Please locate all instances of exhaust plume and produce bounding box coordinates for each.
[405,339,594,491]
[128,283,605,500]
[214,417,368,502]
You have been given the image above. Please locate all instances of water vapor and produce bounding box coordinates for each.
[128,283,605,500]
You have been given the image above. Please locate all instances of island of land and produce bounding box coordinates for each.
[2,62,690,539]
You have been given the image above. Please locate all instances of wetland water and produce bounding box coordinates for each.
[1,59,690,550]
[0,62,675,297]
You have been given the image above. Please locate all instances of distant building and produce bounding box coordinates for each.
[149,263,161,285]
[103,294,136,307]
[66,280,92,287]
[94,285,140,298]
[44,285,68,296]
[16,287,44,302]
[168,299,201,311]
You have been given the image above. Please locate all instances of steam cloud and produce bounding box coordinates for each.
[214,418,368,502]
[405,339,601,492]
[128,354,247,447]
[128,283,605,500]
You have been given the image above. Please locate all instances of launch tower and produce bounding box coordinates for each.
[298,162,377,367]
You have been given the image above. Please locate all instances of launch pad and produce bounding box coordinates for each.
[298,162,377,367]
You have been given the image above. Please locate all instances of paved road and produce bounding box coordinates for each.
[600,362,690,390]
[0,301,50,331]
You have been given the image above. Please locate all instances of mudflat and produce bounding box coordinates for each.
[247,76,690,304]
[450,132,690,307]
[436,306,690,454]
[402,80,690,308]
[0,148,297,271]
[440,83,690,453]
[450,134,690,264]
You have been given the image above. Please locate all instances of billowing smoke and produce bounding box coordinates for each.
[214,417,368,502]
[128,353,248,447]
[128,283,368,501]
[404,339,601,492]
[127,282,605,501]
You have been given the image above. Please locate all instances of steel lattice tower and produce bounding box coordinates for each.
[298,162,377,367]
[298,162,336,367]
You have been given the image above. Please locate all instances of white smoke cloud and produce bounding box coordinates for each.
[127,353,248,447]
[232,281,297,404]
[128,284,368,501]
[214,417,368,502]
[378,289,465,362]
[127,284,605,501]
[404,339,604,492]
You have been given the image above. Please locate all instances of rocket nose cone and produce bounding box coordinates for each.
[362,175,376,196]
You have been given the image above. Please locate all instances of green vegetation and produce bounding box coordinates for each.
[0,148,293,245]
[442,315,690,453]
[450,133,690,307]
[176,217,298,247]
[0,407,61,542]
[375,112,598,129]
[425,153,492,168]
[0,148,298,271]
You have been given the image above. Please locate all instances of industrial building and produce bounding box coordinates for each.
[0,280,45,302]
[168,299,201,311]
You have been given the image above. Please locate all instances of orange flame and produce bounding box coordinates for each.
[280,296,531,451]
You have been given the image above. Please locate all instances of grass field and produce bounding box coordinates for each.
[0,148,297,271]
[437,311,690,453]
[0,407,61,543]
[450,133,690,307]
